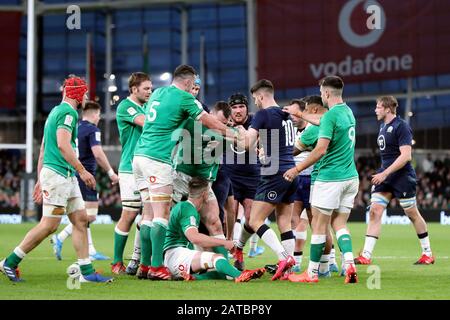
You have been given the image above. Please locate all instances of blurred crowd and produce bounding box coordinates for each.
[1,150,449,210]
[0,150,24,209]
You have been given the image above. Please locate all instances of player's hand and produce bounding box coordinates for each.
[283,105,302,118]
[371,171,388,185]
[283,167,299,182]
[234,125,247,149]
[109,173,119,185]
[224,240,235,251]
[32,181,42,205]
[257,146,269,165]
[80,170,96,190]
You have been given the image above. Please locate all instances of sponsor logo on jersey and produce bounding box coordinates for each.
[190,216,197,226]
[377,135,386,150]
[149,176,156,183]
[127,107,137,116]
[64,114,73,126]
[387,126,393,133]
[95,131,101,142]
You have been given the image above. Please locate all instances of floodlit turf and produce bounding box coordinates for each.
[0,222,448,300]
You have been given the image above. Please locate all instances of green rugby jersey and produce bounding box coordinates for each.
[134,85,204,164]
[163,201,200,252]
[42,102,78,177]
[116,98,145,173]
[316,103,358,182]
[175,118,222,181]
[300,123,321,184]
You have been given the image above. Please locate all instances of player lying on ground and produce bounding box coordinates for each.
[163,177,265,282]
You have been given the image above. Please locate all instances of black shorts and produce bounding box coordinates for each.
[229,174,259,203]
[254,171,299,204]
[212,168,234,224]
[372,169,417,199]
[294,175,311,208]
[76,174,98,202]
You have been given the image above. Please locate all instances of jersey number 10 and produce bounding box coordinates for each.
[282,120,295,146]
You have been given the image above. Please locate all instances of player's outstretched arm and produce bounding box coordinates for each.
[372,145,412,185]
[282,106,323,126]
[56,128,96,189]
[185,228,234,250]
[199,112,240,142]
[91,145,119,184]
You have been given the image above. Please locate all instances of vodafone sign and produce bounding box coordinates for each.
[257,0,450,89]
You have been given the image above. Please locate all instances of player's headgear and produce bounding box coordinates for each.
[194,75,201,87]
[228,93,248,107]
[63,75,88,104]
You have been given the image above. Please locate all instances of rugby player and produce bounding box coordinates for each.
[233,79,298,281]
[51,101,118,261]
[0,76,112,283]
[284,76,359,284]
[111,72,152,275]
[354,96,434,265]
[132,65,244,280]
[163,177,265,282]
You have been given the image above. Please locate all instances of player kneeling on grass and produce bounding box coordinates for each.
[0,76,112,283]
[163,177,265,282]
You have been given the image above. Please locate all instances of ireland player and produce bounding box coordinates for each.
[210,101,236,238]
[163,177,265,282]
[0,76,112,283]
[51,101,118,261]
[233,79,298,281]
[111,72,152,275]
[284,76,359,284]
[290,96,338,276]
[132,65,243,280]
[168,79,228,269]
[354,96,434,265]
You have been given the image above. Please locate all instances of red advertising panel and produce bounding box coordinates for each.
[0,12,21,109]
[257,0,450,89]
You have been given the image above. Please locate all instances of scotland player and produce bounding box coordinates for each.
[225,93,264,270]
[354,96,434,265]
[233,79,297,281]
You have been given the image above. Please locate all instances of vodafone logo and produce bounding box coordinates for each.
[338,0,386,48]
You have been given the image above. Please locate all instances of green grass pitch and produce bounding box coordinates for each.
[0,222,448,300]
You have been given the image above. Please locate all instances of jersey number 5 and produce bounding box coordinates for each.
[147,101,160,122]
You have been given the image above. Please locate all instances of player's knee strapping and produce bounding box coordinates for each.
[42,204,66,217]
[370,193,389,208]
[399,197,417,210]
[200,252,217,269]
[86,207,98,217]
[148,192,172,203]
[122,199,142,212]
[67,197,85,215]
[295,230,307,241]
